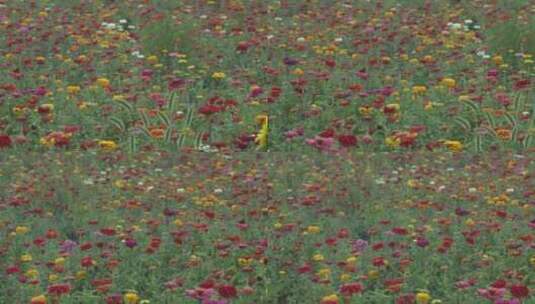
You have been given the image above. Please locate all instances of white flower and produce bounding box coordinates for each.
[464,19,473,24]
[214,188,223,193]
[297,37,305,42]
[176,188,185,193]
[119,19,127,24]
[334,37,343,42]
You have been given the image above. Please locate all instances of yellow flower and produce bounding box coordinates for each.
[346,256,358,265]
[307,225,320,234]
[368,269,380,279]
[412,85,427,95]
[48,274,59,282]
[493,55,503,65]
[385,136,401,148]
[26,269,39,279]
[292,68,304,76]
[530,255,535,266]
[30,295,47,304]
[238,257,253,267]
[173,219,183,227]
[16,226,29,234]
[211,72,226,80]
[147,55,158,64]
[416,292,431,304]
[321,294,339,303]
[255,114,269,151]
[76,270,87,280]
[96,78,110,88]
[440,78,456,88]
[21,254,33,262]
[312,254,325,262]
[124,292,140,304]
[317,268,331,280]
[66,85,81,95]
[443,140,463,152]
[340,273,351,282]
[54,257,65,266]
[98,140,118,151]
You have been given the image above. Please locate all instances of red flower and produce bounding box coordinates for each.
[391,227,408,235]
[218,284,237,298]
[513,79,531,91]
[100,228,116,236]
[337,134,358,147]
[491,279,507,289]
[396,293,415,304]
[198,104,223,116]
[0,134,12,149]
[510,284,529,298]
[168,77,186,91]
[340,282,363,296]
[81,256,95,267]
[319,128,335,138]
[47,283,71,295]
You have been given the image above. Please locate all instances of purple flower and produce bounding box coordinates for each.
[352,239,368,253]
[59,239,77,253]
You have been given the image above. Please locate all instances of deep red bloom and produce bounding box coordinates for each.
[100,228,116,236]
[340,282,363,296]
[47,283,71,295]
[513,79,531,91]
[198,104,223,116]
[218,284,237,298]
[510,284,529,298]
[491,279,507,288]
[81,256,94,267]
[168,77,186,91]
[319,128,335,138]
[337,134,358,147]
[0,134,12,148]
[391,227,408,235]
[396,293,415,304]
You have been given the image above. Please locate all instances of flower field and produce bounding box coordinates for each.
[0,0,534,303]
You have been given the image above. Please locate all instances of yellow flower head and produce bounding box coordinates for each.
[211,72,226,80]
[16,226,29,234]
[66,85,81,95]
[440,78,456,89]
[416,292,431,304]
[412,85,427,95]
[124,292,140,304]
[312,254,325,262]
[321,294,339,303]
[30,295,47,304]
[307,225,320,234]
[98,140,118,151]
[96,78,110,88]
[443,140,463,152]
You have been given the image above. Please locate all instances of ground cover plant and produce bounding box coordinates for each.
[0,0,534,303]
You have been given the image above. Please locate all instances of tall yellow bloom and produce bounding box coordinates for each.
[255,114,268,150]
